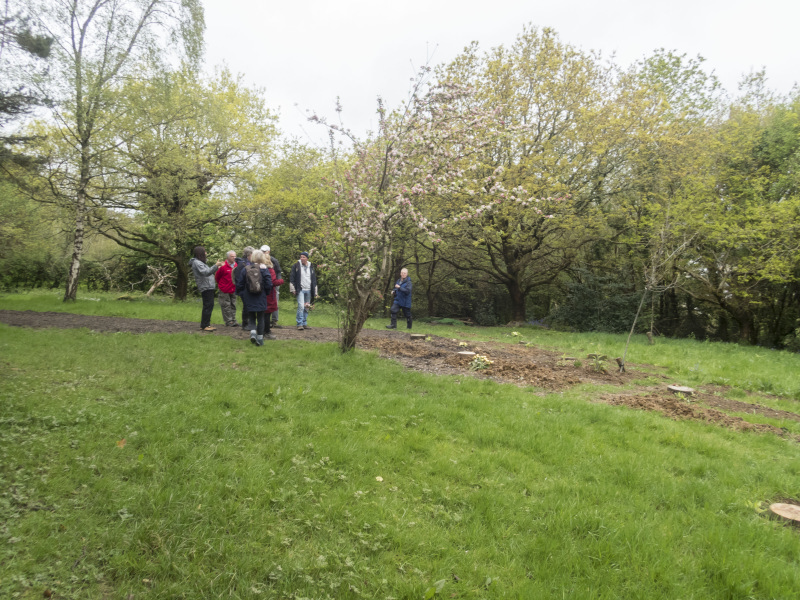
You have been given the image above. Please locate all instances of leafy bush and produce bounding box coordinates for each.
[548,272,643,333]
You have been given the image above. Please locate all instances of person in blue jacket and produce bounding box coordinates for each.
[235,249,273,346]
[386,268,412,330]
[234,246,254,331]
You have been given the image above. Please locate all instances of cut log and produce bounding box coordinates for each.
[667,385,695,396]
[769,503,800,524]
[457,351,476,356]
[410,334,426,340]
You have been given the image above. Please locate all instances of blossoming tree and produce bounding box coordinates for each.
[311,69,502,351]
[419,26,638,323]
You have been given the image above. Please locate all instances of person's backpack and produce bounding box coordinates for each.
[245,265,262,294]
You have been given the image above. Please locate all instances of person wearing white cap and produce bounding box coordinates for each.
[260,245,282,327]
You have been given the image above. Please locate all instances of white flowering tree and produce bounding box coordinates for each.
[311,70,501,351]
[424,26,635,323]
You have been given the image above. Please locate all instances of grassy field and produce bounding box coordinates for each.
[3,289,800,399]
[1,291,800,599]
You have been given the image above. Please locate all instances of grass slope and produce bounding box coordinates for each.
[1,320,799,599]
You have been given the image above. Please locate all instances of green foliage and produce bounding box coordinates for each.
[247,141,332,261]
[0,13,52,167]
[18,0,206,301]
[89,66,278,300]
[549,271,644,333]
[0,180,63,288]
[469,354,494,370]
[433,26,624,321]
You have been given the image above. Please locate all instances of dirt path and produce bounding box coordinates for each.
[2,309,798,439]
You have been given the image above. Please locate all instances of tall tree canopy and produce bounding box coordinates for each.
[22,0,204,300]
[0,5,53,168]
[430,27,636,321]
[92,67,278,299]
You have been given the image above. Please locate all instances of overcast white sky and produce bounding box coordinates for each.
[202,0,799,144]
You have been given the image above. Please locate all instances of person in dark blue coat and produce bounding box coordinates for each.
[386,268,412,330]
[235,249,273,346]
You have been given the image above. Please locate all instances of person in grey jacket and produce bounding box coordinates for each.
[189,246,222,331]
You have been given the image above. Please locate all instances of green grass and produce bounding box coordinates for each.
[392,323,800,400]
[0,289,345,329]
[1,320,800,599]
[4,289,800,399]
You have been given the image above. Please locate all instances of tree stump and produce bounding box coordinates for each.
[769,503,800,524]
[646,331,654,345]
[667,385,694,396]
[615,357,625,373]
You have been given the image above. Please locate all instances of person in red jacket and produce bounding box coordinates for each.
[263,249,284,340]
[214,250,239,327]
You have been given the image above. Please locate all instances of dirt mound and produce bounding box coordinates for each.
[599,392,798,439]
[357,336,643,390]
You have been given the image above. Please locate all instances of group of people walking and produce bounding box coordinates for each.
[190,245,413,344]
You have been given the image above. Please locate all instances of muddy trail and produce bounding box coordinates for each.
[2,309,798,440]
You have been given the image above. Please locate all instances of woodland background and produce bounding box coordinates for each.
[1,1,798,350]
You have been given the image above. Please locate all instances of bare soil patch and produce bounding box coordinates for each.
[357,336,641,391]
[2,310,797,438]
[598,391,799,440]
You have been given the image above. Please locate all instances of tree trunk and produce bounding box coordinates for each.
[413,243,439,318]
[174,261,190,301]
[716,313,730,341]
[64,188,87,301]
[737,313,757,345]
[507,281,527,322]
[721,302,758,345]
[382,254,404,316]
[425,256,438,316]
[340,288,377,352]
[64,132,94,302]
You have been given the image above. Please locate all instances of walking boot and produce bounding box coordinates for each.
[250,330,257,345]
